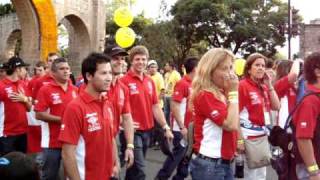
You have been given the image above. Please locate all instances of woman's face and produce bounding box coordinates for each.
[249,58,266,81]
[211,57,234,90]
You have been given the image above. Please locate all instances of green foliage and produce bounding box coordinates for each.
[0,3,15,16]
[171,0,293,57]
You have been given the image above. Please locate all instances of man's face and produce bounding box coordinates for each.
[148,64,158,75]
[52,62,70,83]
[164,63,172,72]
[17,66,27,79]
[35,66,45,77]
[47,55,59,70]
[111,55,125,75]
[89,63,112,92]
[131,54,147,74]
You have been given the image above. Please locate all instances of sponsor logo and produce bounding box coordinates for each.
[86,112,101,132]
[249,92,261,105]
[210,110,219,118]
[51,93,62,104]
[300,121,307,128]
[128,83,139,95]
[5,87,14,98]
[60,124,65,131]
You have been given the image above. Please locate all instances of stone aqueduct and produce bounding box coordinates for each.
[0,0,106,75]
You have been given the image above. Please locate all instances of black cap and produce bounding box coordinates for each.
[5,57,30,69]
[104,45,128,57]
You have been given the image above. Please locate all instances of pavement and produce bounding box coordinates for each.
[120,147,278,180]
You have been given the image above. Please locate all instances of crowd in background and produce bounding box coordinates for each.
[0,44,320,180]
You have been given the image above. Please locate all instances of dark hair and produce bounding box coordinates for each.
[51,57,68,72]
[276,60,293,80]
[35,61,46,68]
[266,58,274,69]
[0,152,40,180]
[47,52,58,59]
[184,57,198,74]
[81,52,111,84]
[244,53,267,77]
[304,52,320,84]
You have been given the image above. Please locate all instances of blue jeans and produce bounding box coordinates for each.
[40,148,61,180]
[0,133,27,155]
[125,131,151,180]
[189,156,234,180]
[156,131,188,180]
[164,96,171,125]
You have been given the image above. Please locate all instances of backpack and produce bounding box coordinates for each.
[268,91,320,180]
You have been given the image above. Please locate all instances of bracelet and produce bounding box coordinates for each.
[237,139,244,145]
[228,91,238,96]
[308,164,319,173]
[127,143,134,149]
[162,124,171,131]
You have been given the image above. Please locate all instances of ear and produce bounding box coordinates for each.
[86,72,93,82]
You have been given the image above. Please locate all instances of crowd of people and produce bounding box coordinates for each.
[0,44,319,180]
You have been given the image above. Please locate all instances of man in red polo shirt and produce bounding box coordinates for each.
[293,52,320,180]
[156,57,198,180]
[59,53,118,180]
[104,45,134,168]
[121,45,173,180]
[0,57,32,155]
[27,61,47,154]
[34,57,78,180]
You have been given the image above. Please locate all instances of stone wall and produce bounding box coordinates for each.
[300,23,320,58]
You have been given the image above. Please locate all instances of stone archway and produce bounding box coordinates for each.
[59,14,91,74]
[5,29,21,59]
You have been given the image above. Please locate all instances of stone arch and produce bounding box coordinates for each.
[5,29,21,59]
[59,14,91,74]
[10,0,40,64]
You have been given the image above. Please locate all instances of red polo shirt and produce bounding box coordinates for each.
[192,90,237,160]
[59,91,114,180]
[239,77,272,138]
[293,84,320,164]
[34,81,78,148]
[32,73,55,99]
[274,76,297,127]
[171,75,193,131]
[108,80,131,135]
[120,70,158,131]
[0,78,30,137]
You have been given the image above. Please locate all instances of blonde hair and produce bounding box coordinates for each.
[190,48,235,108]
[128,45,149,62]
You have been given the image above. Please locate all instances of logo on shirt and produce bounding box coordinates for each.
[5,87,14,98]
[86,112,101,132]
[300,121,307,128]
[128,83,139,95]
[249,92,261,105]
[60,124,65,131]
[51,93,62,104]
[210,110,219,118]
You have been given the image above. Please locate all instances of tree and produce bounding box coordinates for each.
[171,0,298,57]
[0,3,15,16]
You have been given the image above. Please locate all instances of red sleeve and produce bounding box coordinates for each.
[293,96,318,138]
[238,82,247,111]
[172,81,185,103]
[0,83,5,100]
[195,91,227,126]
[274,76,291,98]
[58,103,82,145]
[34,87,50,112]
[151,79,159,105]
[121,85,131,114]
[32,79,41,99]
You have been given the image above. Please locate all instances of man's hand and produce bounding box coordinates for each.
[124,148,134,168]
[111,161,120,178]
[180,127,188,140]
[9,90,28,103]
[164,129,174,143]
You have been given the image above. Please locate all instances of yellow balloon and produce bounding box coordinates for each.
[114,7,134,27]
[115,27,136,48]
[234,58,246,76]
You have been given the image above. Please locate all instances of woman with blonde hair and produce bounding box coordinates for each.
[189,48,239,180]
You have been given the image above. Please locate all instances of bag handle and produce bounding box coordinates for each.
[284,91,320,130]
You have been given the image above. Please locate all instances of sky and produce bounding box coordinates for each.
[1,0,320,58]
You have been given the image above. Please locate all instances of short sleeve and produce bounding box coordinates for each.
[238,82,247,111]
[172,81,186,103]
[151,79,159,105]
[274,76,291,98]
[121,85,131,114]
[195,92,227,126]
[58,103,82,145]
[293,97,318,139]
[34,87,50,112]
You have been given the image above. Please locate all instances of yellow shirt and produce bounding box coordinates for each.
[151,72,165,108]
[164,70,181,96]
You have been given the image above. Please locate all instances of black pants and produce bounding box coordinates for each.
[0,133,27,155]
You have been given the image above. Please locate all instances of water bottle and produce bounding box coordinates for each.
[234,154,244,178]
